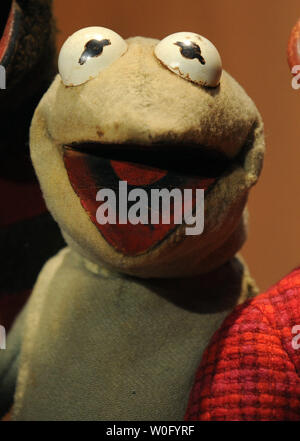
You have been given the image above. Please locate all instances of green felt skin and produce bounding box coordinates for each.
[12,248,256,420]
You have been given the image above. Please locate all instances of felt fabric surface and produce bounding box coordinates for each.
[185,267,300,421]
[9,247,256,421]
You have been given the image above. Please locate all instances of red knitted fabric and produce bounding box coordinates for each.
[185,268,300,421]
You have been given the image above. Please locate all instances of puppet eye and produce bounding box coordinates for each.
[58,27,127,86]
[154,32,222,87]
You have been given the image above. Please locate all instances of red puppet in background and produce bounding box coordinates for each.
[287,17,300,73]
[0,0,64,330]
[184,19,300,421]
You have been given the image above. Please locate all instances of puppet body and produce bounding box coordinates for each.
[5,249,255,420]
[0,34,264,420]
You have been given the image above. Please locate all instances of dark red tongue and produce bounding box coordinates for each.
[63,149,215,256]
[110,160,167,186]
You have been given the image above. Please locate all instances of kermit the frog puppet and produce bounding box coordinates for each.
[0,27,265,420]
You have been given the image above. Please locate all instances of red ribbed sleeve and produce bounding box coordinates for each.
[185,268,300,421]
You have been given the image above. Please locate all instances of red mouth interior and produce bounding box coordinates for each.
[63,143,230,256]
[0,1,15,64]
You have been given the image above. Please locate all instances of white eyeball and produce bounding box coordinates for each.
[58,27,128,86]
[154,32,222,87]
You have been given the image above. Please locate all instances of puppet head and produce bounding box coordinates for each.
[30,27,265,278]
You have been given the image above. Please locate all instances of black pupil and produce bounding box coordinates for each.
[78,38,111,65]
[174,41,206,65]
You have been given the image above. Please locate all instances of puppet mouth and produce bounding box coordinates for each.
[0,0,21,66]
[63,141,237,256]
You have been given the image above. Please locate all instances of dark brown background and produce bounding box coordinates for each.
[53,0,300,292]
